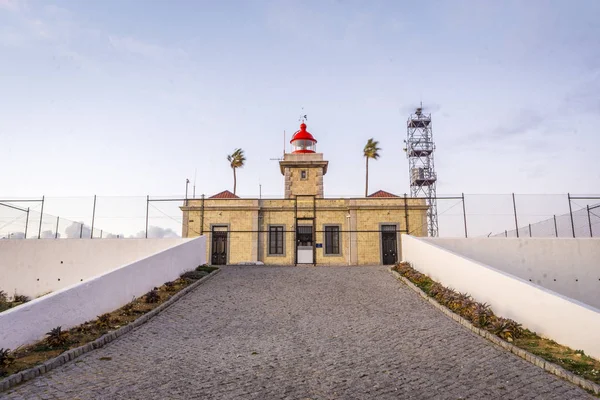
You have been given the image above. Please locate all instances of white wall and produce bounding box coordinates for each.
[422,238,600,309]
[0,238,191,299]
[401,235,600,360]
[0,236,206,350]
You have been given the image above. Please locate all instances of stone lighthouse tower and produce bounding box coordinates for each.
[279,121,329,198]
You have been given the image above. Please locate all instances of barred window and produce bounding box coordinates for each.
[324,226,340,255]
[269,226,284,255]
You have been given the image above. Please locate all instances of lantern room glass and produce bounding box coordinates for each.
[292,140,316,153]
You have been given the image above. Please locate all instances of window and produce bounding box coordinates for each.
[324,225,340,255]
[268,225,284,255]
[300,170,307,180]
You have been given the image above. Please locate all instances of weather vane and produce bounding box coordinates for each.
[299,107,307,123]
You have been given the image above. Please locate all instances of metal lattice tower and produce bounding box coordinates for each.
[405,106,439,236]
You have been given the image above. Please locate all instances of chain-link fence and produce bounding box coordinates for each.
[1,194,598,240]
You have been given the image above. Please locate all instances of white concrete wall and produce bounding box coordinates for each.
[401,235,600,360]
[0,236,206,350]
[0,238,191,299]
[422,238,600,309]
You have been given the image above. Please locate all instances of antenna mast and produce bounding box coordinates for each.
[405,105,439,236]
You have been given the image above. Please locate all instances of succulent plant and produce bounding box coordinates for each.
[46,327,69,347]
[180,270,208,281]
[491,318,523,342]
[469,302,495,328]
[144,290,160,304]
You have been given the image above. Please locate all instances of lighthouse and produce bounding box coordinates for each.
[279,121,329,198]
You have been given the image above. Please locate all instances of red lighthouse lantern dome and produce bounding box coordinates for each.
[290,122,317,153]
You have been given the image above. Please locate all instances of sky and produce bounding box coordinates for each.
[1,0,599,236]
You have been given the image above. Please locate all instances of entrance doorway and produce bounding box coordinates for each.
[381,225,398,265]
[296,225,314,264]
[211,227,228,265]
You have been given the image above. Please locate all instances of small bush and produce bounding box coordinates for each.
[46,327,69,347]
[195,265,218,273]
[144,290,160,304]
[181,270,208,281]
[0,290,7,303]
[491,318,523,342]
[13,294,31,303]
[0,348,15,375]
[469,302,495,328]
[121,302,135,315]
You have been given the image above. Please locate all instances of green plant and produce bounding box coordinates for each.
[181,270,208,281]
[0,348,15,375]
[195,265,218,273]
[96,313,111,328]
[469,302,496,328]
[491,318,523,342]
[46,327,69,347]
[144,289,160,304]
[13,294,31,303]
[0,290,7,303]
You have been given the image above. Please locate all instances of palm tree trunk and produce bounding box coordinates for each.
[233,168,237,195]
[365,157,369,197]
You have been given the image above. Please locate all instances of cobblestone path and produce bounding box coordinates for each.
[2,266,593,399]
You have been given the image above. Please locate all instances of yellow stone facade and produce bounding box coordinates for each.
[181,134,428,266]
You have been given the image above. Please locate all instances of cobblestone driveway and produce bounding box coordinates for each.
[3,266,593,399]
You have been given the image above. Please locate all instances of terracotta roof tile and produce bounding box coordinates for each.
[367,190,399,198]
[209,190,240,199]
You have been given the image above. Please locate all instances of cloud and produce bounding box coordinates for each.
[65,221,91,238]
[0,0,24,12]
[131,226,180,239]
[40,229,58,238]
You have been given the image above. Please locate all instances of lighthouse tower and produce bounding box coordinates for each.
[279,121,328,198]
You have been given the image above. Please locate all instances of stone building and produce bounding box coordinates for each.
[181,122,428,265]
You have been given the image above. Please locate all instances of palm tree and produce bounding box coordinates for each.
[363,138,381,197]
[227,148,246,195]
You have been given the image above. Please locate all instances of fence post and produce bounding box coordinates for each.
[100,229,103,239]
[80,223,83,239]
[512,193,519,238]
[587,205,593,237]
[567,193,575,238]
[504,230,507,237]
[403,193,410,235]
[55,217,60,239]
[90,195,97,239]
[461,193,468,238]
[553,215,558,237]
[529,223,532,237]
[24,207,30,239]
[145,195,149,239]
[38,195,45,239]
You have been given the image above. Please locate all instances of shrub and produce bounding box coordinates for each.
[0,290,7,303]
[144,290,160,304]
[195,265,218,273]
[181,270,208,281]
[46,327,69,347]
[164,281,177,291]
[0,348,15,375]
[469,302,495,328]
[13,294,31,303]
[491,318,523,342]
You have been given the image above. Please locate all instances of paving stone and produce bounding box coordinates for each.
[2,266,594,399]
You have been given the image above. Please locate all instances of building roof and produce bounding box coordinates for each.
[290,123,317,143]
[209,190,240,199]
[367,190,400,198]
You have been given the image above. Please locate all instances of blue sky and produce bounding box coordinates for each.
[1,0,599,201]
